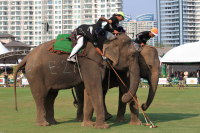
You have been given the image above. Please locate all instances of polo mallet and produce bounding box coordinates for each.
[131,93,157,128]
[107,61,157,128]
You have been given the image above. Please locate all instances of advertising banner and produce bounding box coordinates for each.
[22,79,29,85]
[186,78,198,84]
[141,78,148,83]
[158,78,167,84]
[0,78,5,84]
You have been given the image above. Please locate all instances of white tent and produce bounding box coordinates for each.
[161,41,200,64]
[158,56,162,61]
[0,42,9,54]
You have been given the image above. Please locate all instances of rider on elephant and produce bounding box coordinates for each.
[104,11,125,39]
[134,27,158,51]
[67,17,112,62]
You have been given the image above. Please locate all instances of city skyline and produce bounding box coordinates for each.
[123,0,156,20]
[0,0,123,46]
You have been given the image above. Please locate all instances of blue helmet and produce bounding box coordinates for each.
[95,27,106,37]
[117,26,125,33]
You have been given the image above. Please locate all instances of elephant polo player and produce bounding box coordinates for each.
[67,17,112,62]
[133,27,158,51]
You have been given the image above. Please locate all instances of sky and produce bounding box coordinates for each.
[123,0,157,20]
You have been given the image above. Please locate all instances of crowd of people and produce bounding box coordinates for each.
[0,67,25,87]
[0,69,10,87]
[166,70,200,89]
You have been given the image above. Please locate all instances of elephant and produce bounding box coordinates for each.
[74,45,160,125]
[13,34,140,129]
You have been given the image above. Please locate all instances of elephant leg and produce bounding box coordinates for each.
[45,90,58,125]
[129,96,142,125]
[30,84,50,126]
[116,87,127,122]
[75,85,84,122]
[81,78,109,129]
[103,89,113,121]
[81,89,95,127]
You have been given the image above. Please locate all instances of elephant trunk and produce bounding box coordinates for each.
[121,61,140,103]
[141,70,159,111]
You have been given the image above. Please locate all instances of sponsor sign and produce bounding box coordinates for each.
[141,78,148,83]
[186,78,198,84]
[0,78,5,84]
[158,78,167,84]
[22,79,29,85]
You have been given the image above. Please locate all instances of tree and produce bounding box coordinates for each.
[12,65,18,75]
[154,41,164,47]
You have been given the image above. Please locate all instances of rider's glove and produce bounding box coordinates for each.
[102,56,107,60]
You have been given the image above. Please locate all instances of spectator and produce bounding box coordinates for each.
[4,72,8,87]
[192,72,196,77]
[0,67,2,75]
[197,70,200,84]
[189,72,193,77]
[184,71,188,87]
[7,77,10,87]
[166,76,173,87]
[20,71,24,87]
[178,72,184,90]
[174,71,178,78]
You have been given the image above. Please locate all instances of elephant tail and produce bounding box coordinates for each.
[71,88,78,108]
[14,55,28,111]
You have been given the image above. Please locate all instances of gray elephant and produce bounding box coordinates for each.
[74,45,160,125]
[14,34,140,129]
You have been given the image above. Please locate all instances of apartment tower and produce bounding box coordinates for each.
[0,0,123,46]
[157,0,200,47]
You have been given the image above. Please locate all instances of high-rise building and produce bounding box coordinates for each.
[137,20,157,46]
[0,0,122,46]
[136,13,154,21]
[123,14,157,46]
[122,20,137,39]
[157,0,200,47]
[124,15,131,22]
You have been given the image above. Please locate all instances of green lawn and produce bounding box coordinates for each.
[0,85,200,133]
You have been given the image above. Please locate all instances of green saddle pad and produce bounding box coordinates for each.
[54,34,82,53]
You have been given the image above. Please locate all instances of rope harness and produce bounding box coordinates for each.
[82,55,106,69]
[106,61,157,128]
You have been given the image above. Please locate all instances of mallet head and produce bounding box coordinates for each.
[144,124,151,126]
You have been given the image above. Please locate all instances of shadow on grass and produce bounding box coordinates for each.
[139,113,198,122]
[54,113,199,128]
[111,113,199,127]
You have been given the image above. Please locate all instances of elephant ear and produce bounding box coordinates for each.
[103,40,119,66]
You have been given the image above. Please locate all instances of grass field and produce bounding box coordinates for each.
[0,85,200,133]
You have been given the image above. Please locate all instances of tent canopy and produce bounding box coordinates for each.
[0,42,9,54]
[161,41,200,64]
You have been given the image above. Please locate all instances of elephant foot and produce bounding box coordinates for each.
[105,112,113,121]
[36,120,50,126]
[76,118,83,122]
[47,119,58,125]
[81,120,95,127]
[94,122,110,129]
[116,116,128,122]
[130,119,142,125]
[76,117,83,122]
